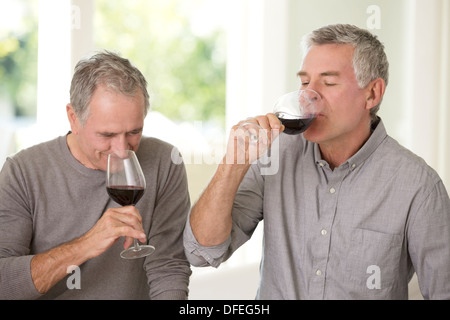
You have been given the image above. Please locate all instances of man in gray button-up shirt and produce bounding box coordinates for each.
[184,24,450,299]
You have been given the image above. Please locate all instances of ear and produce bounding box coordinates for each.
[365,78,386,110]
[66,104,80,134]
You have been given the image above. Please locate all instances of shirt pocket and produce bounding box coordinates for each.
[346,228,403,287]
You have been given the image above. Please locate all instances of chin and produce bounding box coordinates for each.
[303,129,320,143]
[303,121,325,143]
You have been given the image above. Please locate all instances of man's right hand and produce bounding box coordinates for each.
[30,205,146,294]
[80,205,147,259]
[224,113,284,165]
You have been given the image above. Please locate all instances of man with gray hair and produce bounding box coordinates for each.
[184,24,450,299]
[0,51,191,299]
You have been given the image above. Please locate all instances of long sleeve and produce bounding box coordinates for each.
[183,216,232,268]
[183,164,264,268]
[140,144,192,299]
[407,180,450,300]
[0,158,42,300]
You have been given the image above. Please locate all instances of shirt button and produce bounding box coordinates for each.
[321,229,327,236]
[352,163,356,169]
[330,187,336,194]
[316,269,322,276]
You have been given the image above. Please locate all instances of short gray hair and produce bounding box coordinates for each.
[70,50,150,125]
[302,24,389,123]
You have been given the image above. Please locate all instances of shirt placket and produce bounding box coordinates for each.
[310,162,348,299]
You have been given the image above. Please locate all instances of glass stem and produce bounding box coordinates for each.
[130,204,141,251]
[133,239,141,251]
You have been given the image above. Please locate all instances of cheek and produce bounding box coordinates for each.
[98,153,109,170]
[88,136,109,151]
[128,134,142,148]
[84,136,112,160]
[328,89,366,115]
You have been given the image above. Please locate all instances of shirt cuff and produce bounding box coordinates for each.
[0,255,43,300]
[183,218,231,268]
[151,289,187,300]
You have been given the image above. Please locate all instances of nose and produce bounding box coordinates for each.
[111,135,131,157]
[303,83,320,95]
[298,88,323,114]
[300,89,321,102]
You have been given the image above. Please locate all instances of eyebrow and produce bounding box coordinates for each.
[297,71,341,77]
[98,127,143,136]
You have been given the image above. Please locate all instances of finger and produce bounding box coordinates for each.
[103,209,146,239]
[123,231,148,250]
[266,113,283,130]
[113,205,143,223]
[249,115,275,144]
[117,225,147,243]
[123,236,134,250]
[109,207,144,232]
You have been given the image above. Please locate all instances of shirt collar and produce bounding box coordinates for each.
[314,117,388,171]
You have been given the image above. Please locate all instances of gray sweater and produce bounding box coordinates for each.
[0,135,191,299]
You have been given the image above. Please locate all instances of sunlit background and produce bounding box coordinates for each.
[1,0,449,300]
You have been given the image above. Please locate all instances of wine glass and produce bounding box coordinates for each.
[274,89,323,135]
[106,150,155,259]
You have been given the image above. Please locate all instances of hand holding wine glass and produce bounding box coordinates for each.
[232,118,271,165]
[107,150,155,259]
[231,89,322,164]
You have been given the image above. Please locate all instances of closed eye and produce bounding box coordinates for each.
[128,129,143,135]
[99,132,116,138]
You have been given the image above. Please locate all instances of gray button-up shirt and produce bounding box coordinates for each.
[184,119,450,299]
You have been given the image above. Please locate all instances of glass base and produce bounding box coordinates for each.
[120,244,155,259]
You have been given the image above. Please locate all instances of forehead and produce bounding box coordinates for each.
[85,85,145,126]
[90,85,145,109]
[300,43,355,75]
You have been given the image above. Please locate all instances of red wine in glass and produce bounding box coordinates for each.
[276,114,316,135]
[106,185,145,206]
[107,150,155,259]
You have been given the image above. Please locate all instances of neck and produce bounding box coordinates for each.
[319,125,372,170]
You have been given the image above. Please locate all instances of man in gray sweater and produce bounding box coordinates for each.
[0,51,191,299]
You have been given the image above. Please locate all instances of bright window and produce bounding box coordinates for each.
[94,0,227,132]
[0,0,38,158]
